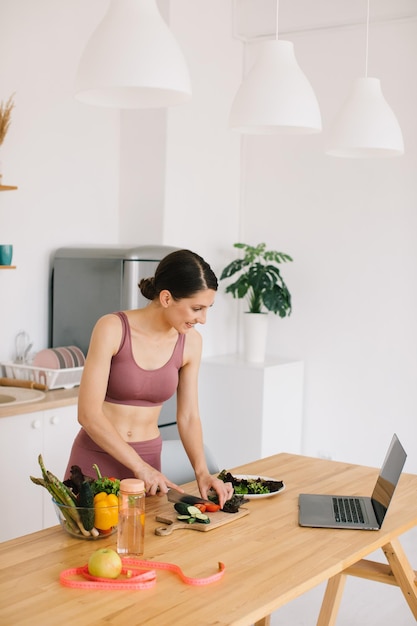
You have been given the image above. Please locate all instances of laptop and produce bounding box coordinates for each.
[298,434,407,530]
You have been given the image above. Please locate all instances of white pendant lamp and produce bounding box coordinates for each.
[326,0,404,158]
[75,0,192,109]
[229,0,321,135]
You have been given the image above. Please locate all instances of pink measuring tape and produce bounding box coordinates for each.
[60,558,225,590]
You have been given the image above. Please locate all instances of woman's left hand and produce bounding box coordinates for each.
[197,475,234,509]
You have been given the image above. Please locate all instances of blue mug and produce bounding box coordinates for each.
[0,245,13,265]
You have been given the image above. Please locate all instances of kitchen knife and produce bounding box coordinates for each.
[167,489,214,506]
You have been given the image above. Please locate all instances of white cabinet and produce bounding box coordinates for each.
[199,355,304,470]
[0,405,79,542]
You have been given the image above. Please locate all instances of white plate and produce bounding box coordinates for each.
[232,474,285,499]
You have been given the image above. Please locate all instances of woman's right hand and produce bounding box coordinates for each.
[135,463,184,496]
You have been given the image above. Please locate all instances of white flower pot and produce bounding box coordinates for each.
[243,312,268,363]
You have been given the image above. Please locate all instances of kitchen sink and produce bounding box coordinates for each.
[0,387,45,406]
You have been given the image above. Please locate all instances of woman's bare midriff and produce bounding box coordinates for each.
[103,401,162,442]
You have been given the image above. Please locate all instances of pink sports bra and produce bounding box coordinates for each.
[105,311,185,407]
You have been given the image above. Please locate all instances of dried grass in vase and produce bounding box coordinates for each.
[0,94,15,146]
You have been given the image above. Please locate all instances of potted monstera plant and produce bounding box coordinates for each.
[220,242,293,362]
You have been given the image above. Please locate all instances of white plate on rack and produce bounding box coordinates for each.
[232,475,285,499]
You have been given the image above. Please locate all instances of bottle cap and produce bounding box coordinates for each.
[120,478,145,493]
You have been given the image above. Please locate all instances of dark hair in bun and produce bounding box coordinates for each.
[139,249,218,301]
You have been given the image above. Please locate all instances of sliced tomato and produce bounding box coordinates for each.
[194,503,207,513]
[204,503,221,512]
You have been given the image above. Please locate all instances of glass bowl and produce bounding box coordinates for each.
[52,499,118,540]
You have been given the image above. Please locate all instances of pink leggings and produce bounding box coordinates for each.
[64,428,162,481]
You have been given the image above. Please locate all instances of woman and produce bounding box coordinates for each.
[64,249,233,507]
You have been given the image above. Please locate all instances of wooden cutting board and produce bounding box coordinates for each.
[154,501,249,535]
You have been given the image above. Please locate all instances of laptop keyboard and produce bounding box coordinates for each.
[332,497,365,524]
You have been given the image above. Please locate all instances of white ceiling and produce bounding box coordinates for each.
[233,0,417,41]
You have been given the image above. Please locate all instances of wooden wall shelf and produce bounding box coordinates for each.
[0,266,16,270]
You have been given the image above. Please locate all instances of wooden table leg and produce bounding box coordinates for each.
[325,537,417,624]
[316,572,347,626]
[382,539,417,619]
[263,538,416,626]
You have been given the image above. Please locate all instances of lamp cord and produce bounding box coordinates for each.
[365,0,370,77]
[275,0,279,40]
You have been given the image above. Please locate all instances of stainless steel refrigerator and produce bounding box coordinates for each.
[50,245,179,438]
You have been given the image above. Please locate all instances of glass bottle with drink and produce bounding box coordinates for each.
[117,478,145,556]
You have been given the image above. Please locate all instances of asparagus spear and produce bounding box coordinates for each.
[30,455,92,537]
[29,476,80,534]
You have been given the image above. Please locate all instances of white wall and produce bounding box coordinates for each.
[119,108,167,245]
[0,0,120,357]
[0,1,416,472]
[0,0,240,360]
[239,17,417,470]
[164,0,242,355]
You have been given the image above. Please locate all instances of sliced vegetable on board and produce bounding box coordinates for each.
[174,502,210,524]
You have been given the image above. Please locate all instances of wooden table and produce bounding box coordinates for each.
[1,453,417,626]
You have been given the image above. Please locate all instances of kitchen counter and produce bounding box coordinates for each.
[0,387,78,418]
[0,386,80,541]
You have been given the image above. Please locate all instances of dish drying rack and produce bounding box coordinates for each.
[0,362,83,390]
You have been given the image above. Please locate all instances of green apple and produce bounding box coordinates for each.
[88,548,122,579]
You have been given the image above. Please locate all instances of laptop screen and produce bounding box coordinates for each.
[371,434,407,527]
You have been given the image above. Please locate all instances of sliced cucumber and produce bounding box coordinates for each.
[174,502,210,524]
[186,505,203,517]
[176,514,197,524]
[174,502,201,516]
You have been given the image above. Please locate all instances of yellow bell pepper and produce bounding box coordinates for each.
[94,492,119,530]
